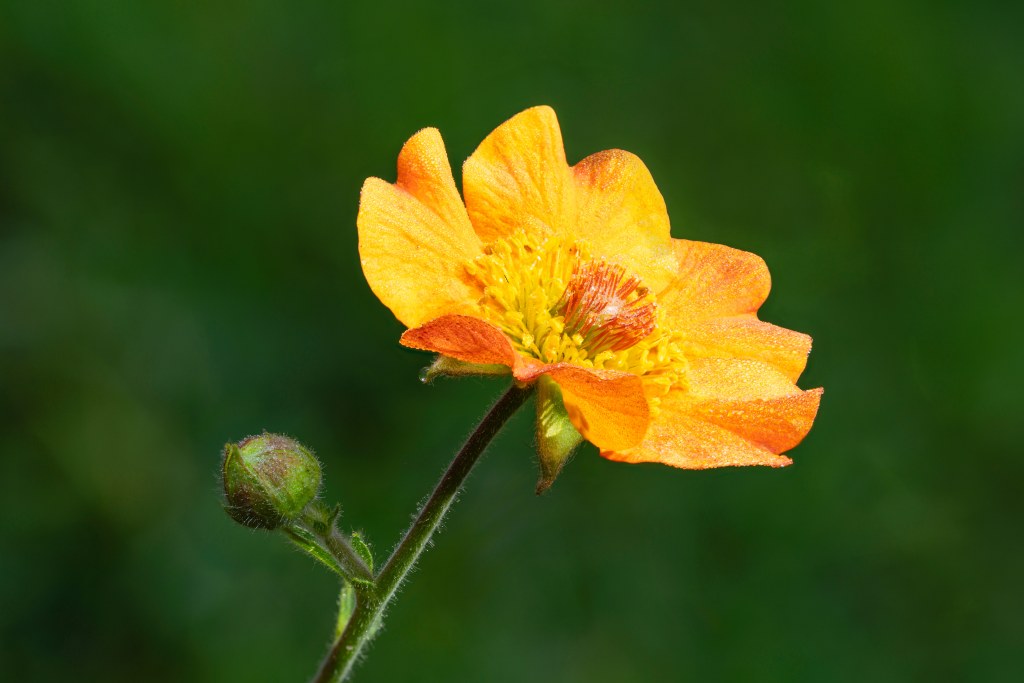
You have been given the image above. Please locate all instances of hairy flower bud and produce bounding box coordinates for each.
[222,433,321,529]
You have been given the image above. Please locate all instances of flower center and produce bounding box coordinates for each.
[464,230,688,396]
[558,261,657,354]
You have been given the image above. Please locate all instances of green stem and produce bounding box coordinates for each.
[284,508,374,584]
[312,382,534,683]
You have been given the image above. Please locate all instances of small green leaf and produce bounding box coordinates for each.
[350,532,374,574]
[534,376,584,494]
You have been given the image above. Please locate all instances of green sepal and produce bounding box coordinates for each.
[283,524,347,578]
[349,532,374,581]
[327,503,342,528]
[534,376,584,494]
[420,355,510,384]
[301,500,334,532]
[335,581,357,638]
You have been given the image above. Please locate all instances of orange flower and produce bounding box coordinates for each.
[358,106,822,491]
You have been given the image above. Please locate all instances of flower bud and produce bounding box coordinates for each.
[222,433,321,529]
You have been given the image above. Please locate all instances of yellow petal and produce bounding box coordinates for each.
[694,388,823,455]
[602,386,821,469]
[659,239,772,328]
[684,355,823,450]
[687,357,804,401]
[572,149,678,292]
[395,127,478,234]
[462,106,575,244]
[358,128,481,328]
[683,315,812,383]
[603,411,794,469]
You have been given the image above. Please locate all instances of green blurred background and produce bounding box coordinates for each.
[2,1,1022,681]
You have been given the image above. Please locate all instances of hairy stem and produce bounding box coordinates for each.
[312,382,534,682]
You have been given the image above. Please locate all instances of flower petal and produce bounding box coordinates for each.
[659,239,772,328]
[358,128,482,328]
[462,106,575,244]
[603,411,794,469]
[683,315,812,383]
[521,363,649,452]
[400,315,520,368]
[687,357,804,401]
[395,127,478,234]
[602,385,821,469]
[694,388,823,455]
[572,149,678,292]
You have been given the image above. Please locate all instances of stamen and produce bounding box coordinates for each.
[463,230,688,393]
